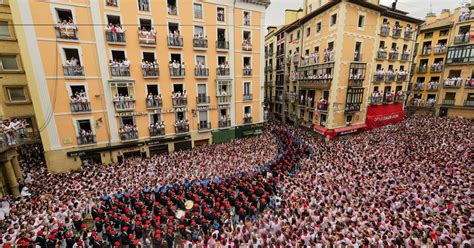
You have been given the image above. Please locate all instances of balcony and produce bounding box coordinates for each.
[400,53,410,61]
[409,100,436,108]
[298,77,332,89]
[195,68,209,78]
[430,65,443,73]
[396,74,408,82]
[217,95,231,105]
[216,68,230,77]
[404,30,413,40]
[216,40,229,50]
[442,99,455,106]
[465,79,474,88]
[392,28,402,38]
[427,84,439,91]
[149,127,165,137]
[243,116,252,124]
[172,97,187,107]
[113,99,135,112]
[142,66,159,78]
[0,128,36,151]
[417,66,427,73]
[138,30,156,46]
[348,76,364,87]
[193,38,208,49]
[421,48,432,56]
[316,102,329,112]
[465,100,474,107]
[434,45,447,54]
[169,68,185,78]
[454,34,469,44]
[168,5,177,15]
[242,42,252,51]
[119,129,138,141]
[198,122,211,131]
[369,96,383,105]
[167,36,184,48]
[196,95,210,105]
[110,66,130,77]
[376,51,387,60]
[175,124,190,134]
[106,0,118,7]
[70,101,91,113]
[380,26,390,36]
[394,93,405,102]
[383,95,395,104]
[55,25,78,40]
[77,134,96,146]
[414,83,425,91]
[63,66,84,77]
[243,94,253,101]
[353,52,362,62]
[146,98,163,109]
[373,74,385,83]
[385,73,396,82]
[292,54,300,64]
[219,119,231,128]
[388,52,399,61]
[444,79,462,88]
[243,68,252,76]
[345,103,361,113]
[105,30,126,44]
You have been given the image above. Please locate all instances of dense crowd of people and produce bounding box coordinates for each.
[0,116,472,247]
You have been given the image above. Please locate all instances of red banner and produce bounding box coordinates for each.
[366,103,405,130]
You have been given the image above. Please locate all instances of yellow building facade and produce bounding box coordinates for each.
[10,0,270,172]
[269,0,422,137]
[409,5,474,119]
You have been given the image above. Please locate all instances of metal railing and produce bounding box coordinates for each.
[392,28,402,37]
[70,101,91,113]
[243,117,252,124]
[380,26,390,36]
[243,94,253,101]
[242,42,252,51]
[142,66,159,78]
[113,99,135,111]
[172,97,187,107]
[217,95,231,104]
[373,74,385,83]
[430,65,443,72]
[55,26,78,40]
[149,127,165,137]
[194,68,209,77]
[196,95,210,105]
[63,66,84,77]
[243,68,252,76]
[404,30,413,40]
[400,53,410,61]
[169,68,185,77]
[105,30,126,43]
[138,31,156,45]
[110,66,130,77]
[146,99,163,109]
[77,134,96,145]
[216,40,229,50]
[377,51,387,59]
[396,74,407,82]
[385,74,396,82]
[193,38,208,49]
[198,122,211,130]
[369,96,383,105]
[216,68,230,76]
[0,128,33,149]
[167,36,183,47]
[388,52,399,60]
[175,125,190,133]
[442,99,455,105]
[465,100,474,107]
[219,120,231,128]
[454,34,469,44]
[119,130,138,141]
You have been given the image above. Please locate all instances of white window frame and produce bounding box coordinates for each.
[66,82,89,100]
[216,6,226,23]
[193,2,204,20]
[145,83,160,95]
[6,86,28,103]
[136,0,152,13]
[242,10,251,26]
[73,117,96,136]
[243,81,252,94]
[50,5,78,26]
[0,54,20,72]
[60,45,84,66]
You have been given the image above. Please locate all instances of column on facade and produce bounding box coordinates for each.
[11,156,24,183]
[2,159,20,197]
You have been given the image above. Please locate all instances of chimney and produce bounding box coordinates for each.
[440,9,450,19]
[425,12,436,24]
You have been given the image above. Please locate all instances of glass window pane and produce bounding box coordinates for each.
[194,4,202,19]
[8,87,26,102]
[0,56,18,70]
[0,22,10,37]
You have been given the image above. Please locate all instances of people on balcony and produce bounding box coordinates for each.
[419,63,427,72]
[119,124,138,140]
[65,57,79,67]
[172,91,187,106]
[317,97,328,110]
[389,47,399,58]
[217,8,225,22]
[78,129,94,144]
[55,18,78,39]
[459,10,473,21]
[312,50,319,64]
[169,60,185,76]
[422,44,432,55]
[381,21,390,34]
[385,69,395,80]
[138,0,149,11]
[466,77,473,87]
[174,119,189,131]
[428,80,440,90]
[395,90,404,100]
[0,119,29,147]
[378,47,387,58]
[374,68,385,81]
[149,121,165,135]
[195,61,207,76]
[193,32,207,47]
[349,71,364,80]
[431,61,443,72]
[393,22,402,35]
[105,23,126,42]
[290,71,297,81]
[307,96,313,107]
[433,43,446,53]
[301,53,310,66]
[217,61,230,75]
[444,77,463,87]
[109,59,130,76]
[70,90,89,112]
[323,48,334,62]
[243,37,252,50]
[243,64,252,75]
[455,31,470,43]
[113,93,134,109]
[405,24,413,37]
[220,115,231,126]
[396,69,408,80]
[370,91,383,103]
[138,26,156,44]
[385,91,394,102]
[141,59,159,76]
[146,93,162,108]
[168,29,182,46]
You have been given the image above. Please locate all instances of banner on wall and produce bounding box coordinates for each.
[366,103,405,130]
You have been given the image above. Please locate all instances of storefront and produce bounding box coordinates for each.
[212,128,236,144]
[235,123,264,139]
[194,139,210,147]
[366,103,405,130]
[174,141,192,151]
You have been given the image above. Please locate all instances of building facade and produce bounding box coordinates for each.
[267,0,422,137]
[408,4,474,118]
[10,0,269,172]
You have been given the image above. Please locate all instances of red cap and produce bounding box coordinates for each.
[48,235,55,240]
[66,233,73,238]
[37,230,44,235]
[22,242,30,247]
[114,242,121,247]
[81,223,87,229]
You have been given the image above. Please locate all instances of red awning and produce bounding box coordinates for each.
[366,103,405,130]
[312,125,328,135]
[333,123,367,135]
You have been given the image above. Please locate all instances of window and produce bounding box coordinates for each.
[0,55,18,71]
[243,11,250,26]
[331,14,337,26]
[346,115,353,123]
[316,22,321,33]
[446,44,474,64]
[296,30,300,39]
[217,7,225,22]
[244,82,251,95]
[138,0,150,11]
[146,84,159,95]
[306,27,311,37]
[6,86,27,102]
[358,15,365,28]
[197,84,207,97]
[439,29,449,36]
[193,3,203,19]
[167,0,177,15]
[424,32,433,39]
[0,21,10,37]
